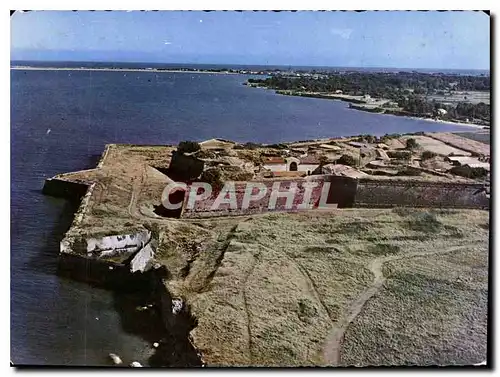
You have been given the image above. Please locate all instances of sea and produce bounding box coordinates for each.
[10,62,487,366]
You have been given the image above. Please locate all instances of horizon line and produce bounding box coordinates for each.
[9,59,490,72]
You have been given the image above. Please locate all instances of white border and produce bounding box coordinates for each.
[3,2,496,376]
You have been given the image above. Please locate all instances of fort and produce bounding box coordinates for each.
[43,132,490,367]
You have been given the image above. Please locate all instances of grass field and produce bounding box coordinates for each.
[154,208,489,366]
[427,91,490,106]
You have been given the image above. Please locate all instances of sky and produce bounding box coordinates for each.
[10,11,490,69]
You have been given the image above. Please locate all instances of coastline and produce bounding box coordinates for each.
[10,66,241,75]
[405,116,487,130]
[268,89,489,130]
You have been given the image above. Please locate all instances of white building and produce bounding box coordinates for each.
[262,156,320,175]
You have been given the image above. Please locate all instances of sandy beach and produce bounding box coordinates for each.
[407,115,488,130]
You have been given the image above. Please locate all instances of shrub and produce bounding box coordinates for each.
[421,151,437,160]
[337,154,358,167]
[449,165,489,179]
[396,167,422,176]
[387,150,412,160]
[268,143,289,150]
[200,168,224,191]
[195,149,216,159]
[242,142,263,150]
[406,138,418,149]
[178,141,201,154]
[407,211,442,233]
[318,154,329,166]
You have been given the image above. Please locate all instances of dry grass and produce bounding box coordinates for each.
[154,208,489,366]
[341,245,488,366]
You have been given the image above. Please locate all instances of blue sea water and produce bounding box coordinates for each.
[10,68,482,366]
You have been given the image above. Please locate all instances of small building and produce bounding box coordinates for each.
[436,108,448,116]
[445,156,482,166]
[335,89,343,94]
[262,155,320,175]
[298,156,321,174]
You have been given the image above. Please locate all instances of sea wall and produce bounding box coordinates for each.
[42,178,89,200]
[57,252,153,289]
[97,144,113,168]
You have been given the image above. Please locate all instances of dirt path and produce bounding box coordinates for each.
[321,244,474,366]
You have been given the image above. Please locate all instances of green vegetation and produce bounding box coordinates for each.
[234,142,263,150]
[387,150,412,160]
[450,165,489,179]
[267,143,289,149]
[421,150,438,160]
[337,154,358,167]
[405,138,418,149]
[200,168,224,191]
[248,72,490,124]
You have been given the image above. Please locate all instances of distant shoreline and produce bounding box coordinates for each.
[10,66,241,75]
[264,89,489,130]
[11,65,489,131]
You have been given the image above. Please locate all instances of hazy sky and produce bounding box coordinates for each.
[11,10,490,69]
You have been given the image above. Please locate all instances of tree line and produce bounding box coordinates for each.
[248,72,490,123]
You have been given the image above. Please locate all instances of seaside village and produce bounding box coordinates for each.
[160,132,490,216]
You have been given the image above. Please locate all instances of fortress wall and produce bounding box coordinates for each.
[354,179,489,209]
[180,175,358,218]
[180,176,488,218]
[97,144,113,168]
[42,178,89,200]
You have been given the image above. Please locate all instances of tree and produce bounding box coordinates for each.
[406,138,418,149]
[318,155,329,166]
[337,154,358,167]
[421,151,437,160]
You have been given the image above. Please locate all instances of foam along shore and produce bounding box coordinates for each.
[10,66,239,75]
[382,112,488,130]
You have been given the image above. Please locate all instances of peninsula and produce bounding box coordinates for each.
[246,72,490,128]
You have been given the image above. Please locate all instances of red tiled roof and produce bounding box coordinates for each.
[263,157,286,164]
